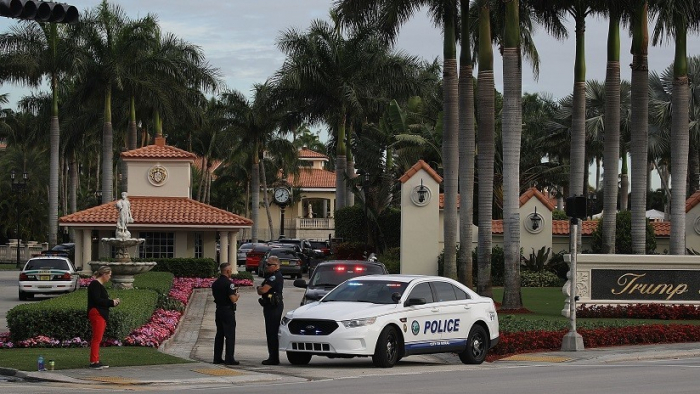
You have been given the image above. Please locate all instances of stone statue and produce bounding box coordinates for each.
[116,192,133,238]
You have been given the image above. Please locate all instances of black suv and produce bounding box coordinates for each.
[293,260,389,305]
[269,238,313,268]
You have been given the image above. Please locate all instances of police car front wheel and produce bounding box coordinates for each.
[459,325,488,364]
[372,326,400,368]
[286,351,312,365]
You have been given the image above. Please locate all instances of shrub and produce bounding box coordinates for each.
[520,271,564,287]
[590,210,657,253]
[378,247,400,274]
[7,288,158,342]
[335,242,373,260]
[137,257,218,277]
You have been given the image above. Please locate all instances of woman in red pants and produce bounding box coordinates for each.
[87,266,120,369]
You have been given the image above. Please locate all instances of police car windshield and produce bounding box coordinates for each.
[322,280,407,304]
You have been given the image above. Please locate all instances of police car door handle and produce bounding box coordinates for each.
[463,305,471,310]
[431,308,440,313]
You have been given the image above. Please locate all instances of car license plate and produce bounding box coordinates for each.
[280,260,289,265]
[40,275,51,281]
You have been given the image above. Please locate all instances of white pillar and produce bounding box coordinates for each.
[219,231,229,264]
[322,200,328,218]
[229,231,238,273]
[81,229,92,275]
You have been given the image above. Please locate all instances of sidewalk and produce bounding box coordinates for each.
[3,280,700,386]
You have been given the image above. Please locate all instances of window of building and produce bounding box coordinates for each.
[194,233,203,258]
[139,232,174,258]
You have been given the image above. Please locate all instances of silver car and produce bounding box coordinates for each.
[19,255,80,300]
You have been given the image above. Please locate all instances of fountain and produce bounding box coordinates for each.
[90,192,156,289]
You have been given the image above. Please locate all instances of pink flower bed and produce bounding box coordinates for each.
[3,276,253,349]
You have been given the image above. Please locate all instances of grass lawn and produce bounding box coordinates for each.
[0,347,192,371]
[0,263,19,271]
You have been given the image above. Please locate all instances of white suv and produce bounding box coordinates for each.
[19,255,80,300]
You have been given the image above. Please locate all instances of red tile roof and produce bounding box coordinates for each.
[59,196,252,228]
[546,219,670,237]
[121,137,196,161]
[686,191,700,212]
[299,148,328,160]
[286,168,335,189]
[519,187,556,210]
[399,160,443,184]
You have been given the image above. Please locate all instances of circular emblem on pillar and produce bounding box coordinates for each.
[148,164,168,186]
[693,216,700,235]
[410,183,431,207]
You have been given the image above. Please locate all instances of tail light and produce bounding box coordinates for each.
[19,273,29,281]
[59,273,72,280]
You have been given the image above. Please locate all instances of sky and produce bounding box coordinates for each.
[1,0,699,107]
[1,0,699,189]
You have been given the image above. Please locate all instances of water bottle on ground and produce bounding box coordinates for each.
[37,355,45,371]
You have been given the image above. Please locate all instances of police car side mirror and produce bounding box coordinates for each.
[293,278,308,288]
[404,298,426,307]
[391,292,402,304]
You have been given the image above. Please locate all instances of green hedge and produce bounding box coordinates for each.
[7,288,158,342]
[134,257,218,277]
[6,271,172,342]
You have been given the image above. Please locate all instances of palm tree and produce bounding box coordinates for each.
[218,82,290,242]
[629,0,650,254]
[72,0,158,204]
[598,1,625,254]
[458,0,475,288]
[333,0,461,278]
[276,15,424,214]
[0,21,79,247]
[652,0,700,254]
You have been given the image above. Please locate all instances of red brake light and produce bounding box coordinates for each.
[354,266,366,272]
[60,273,71,280]
[19,273,29,280]
[333,266,346,272]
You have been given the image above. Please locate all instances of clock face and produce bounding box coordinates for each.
[274,187,290,204]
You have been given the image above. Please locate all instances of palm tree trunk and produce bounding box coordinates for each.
[501,0,522,309]
[251,153,260,243]
[458,0,475,288]
[335,114,348,210]
[442,7,459,280]
[630,2,649,253]
[346,128,355,207]
[260,159,274,240]
[476,1,494,298]
[570,15,586,198]
[101,87,113,204]
[670,29,690,255]
[49,115,59,247]
[603,15,621,254]
[620,151,630,211]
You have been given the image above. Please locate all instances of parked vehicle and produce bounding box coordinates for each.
[19,255,80,300]
[269,238,313,267]
[237,242,262,266]
[279,275,500,368]
[293,260,388,305]
[258,247,305,278]
[245,244,274,272]
[49,243,77,268]
[309,240,331,257]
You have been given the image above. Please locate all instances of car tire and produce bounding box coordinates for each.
[286,351,312,365]
[372,326,400,368]
[459,325,488,364]
[19,290,27,301]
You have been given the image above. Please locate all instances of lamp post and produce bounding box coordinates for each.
[11,170,28,268]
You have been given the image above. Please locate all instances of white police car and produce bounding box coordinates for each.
[278,275,499,367]
[19,254,80,300]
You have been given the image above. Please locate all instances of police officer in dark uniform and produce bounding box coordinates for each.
[212,262,240,365]
[257,255,284,365]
